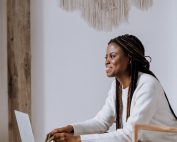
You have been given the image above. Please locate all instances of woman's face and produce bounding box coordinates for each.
[105,42,130,78]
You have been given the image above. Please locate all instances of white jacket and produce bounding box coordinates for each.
[73,72,177,142]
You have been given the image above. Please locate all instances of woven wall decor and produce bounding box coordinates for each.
[59,0,153,32]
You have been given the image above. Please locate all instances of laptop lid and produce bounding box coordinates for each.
[15,110,35,142]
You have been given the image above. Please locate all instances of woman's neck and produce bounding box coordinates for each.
[116,74,131,89]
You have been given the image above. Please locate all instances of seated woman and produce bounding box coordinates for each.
[46,34,177,142]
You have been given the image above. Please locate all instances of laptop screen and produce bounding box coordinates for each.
[15,110,35,142]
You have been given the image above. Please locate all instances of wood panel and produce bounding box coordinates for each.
[7,0,31,141]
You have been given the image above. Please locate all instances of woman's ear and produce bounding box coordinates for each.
[127,54,131,62]
[128,57,132,64]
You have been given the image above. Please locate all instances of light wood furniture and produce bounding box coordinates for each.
[133,123,177,142]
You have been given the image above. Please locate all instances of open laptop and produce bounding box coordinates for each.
[15,110,54,142]
[15,110,35,142]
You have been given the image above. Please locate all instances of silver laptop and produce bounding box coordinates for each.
[15,110,35,142]
[15,110,54,142]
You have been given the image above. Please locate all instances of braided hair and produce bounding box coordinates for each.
[108,34,177,129]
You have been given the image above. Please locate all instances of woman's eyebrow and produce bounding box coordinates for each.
[105,51,118,57]
[109,51,118,54]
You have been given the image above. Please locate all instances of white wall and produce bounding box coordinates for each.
[0,0,8,141]
[31,0,177,141]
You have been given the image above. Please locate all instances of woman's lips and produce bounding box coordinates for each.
[105,67,112,73]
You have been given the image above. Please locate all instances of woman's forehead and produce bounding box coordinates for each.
[107,43,123,53]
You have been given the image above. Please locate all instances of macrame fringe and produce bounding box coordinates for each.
[133,0,153,10]
[59,0,153,32]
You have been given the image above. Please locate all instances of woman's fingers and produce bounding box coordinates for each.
[49,126,69,135]
[45,129,59,141]
[55,137,65,142]
[52,128,63,133]
[45,125,74,141]
[46,128,62,139]
[53,133,67,142]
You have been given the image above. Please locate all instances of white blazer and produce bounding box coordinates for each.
[73,72,177,142]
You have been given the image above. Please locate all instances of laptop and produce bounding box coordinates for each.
[15,110,54,142]
[15,110,35,142]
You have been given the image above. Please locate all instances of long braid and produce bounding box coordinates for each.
[115,80,123,129]
[110,34,177,130]
[126,59,138,120]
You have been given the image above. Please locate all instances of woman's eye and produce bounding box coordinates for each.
[110,54,116,59]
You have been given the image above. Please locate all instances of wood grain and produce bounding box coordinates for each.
[133,123,177,142]
[7,0,31,141]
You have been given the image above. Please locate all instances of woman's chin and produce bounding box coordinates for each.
[106,73,114,77]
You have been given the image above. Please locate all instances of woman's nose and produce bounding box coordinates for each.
[105,57,110,65]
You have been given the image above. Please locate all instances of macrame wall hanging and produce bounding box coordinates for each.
[59,0,153,32]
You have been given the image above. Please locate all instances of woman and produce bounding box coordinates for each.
[46,34,177,142]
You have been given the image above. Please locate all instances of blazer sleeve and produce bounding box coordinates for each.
[74,76,162,142]
[72,81,116,135]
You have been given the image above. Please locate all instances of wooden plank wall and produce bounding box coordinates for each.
[7,0,31,141]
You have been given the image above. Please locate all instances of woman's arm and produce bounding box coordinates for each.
[77,75,161,142]
[72,81,116,135]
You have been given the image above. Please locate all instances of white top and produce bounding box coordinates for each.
[73,72,177,142]
[122,87,128,127]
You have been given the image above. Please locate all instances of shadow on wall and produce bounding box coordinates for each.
[0,0,8,141]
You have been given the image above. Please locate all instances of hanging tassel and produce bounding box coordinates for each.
[59,0,153,32]
[79,0,129,31]
[132,0,153,10]
[59,0,82,11]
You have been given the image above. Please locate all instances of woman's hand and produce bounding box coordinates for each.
[52,133,81,142]
[45,125,75,142]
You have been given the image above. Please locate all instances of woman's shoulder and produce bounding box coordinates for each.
[138,72,158,84]
[137,72,163,91]
[133,72,164,103]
